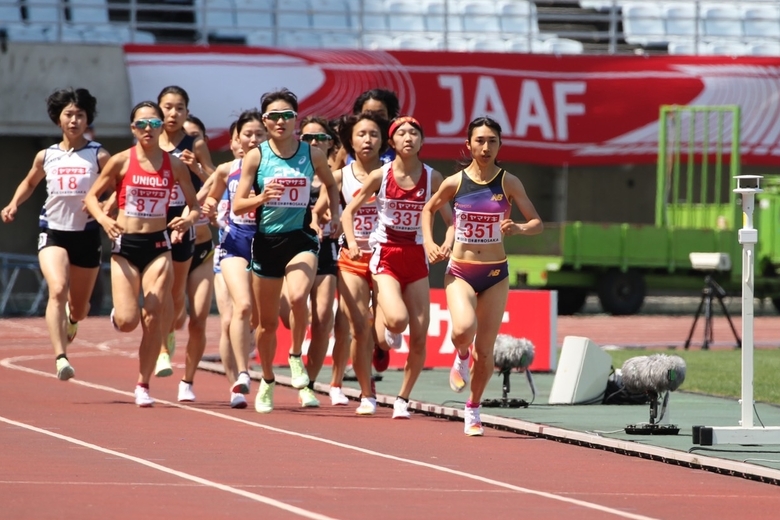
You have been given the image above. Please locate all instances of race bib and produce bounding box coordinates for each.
[169,183,186,207]
[265,177,310,208]
[50,166,89,196]
[230,191,256,225]
[124,187,168,219]
[387,201,424,232]
[354,206,378,238]
[455,211,502,244]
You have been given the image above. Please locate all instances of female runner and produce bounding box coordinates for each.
[156,86,215,378]
[84,101,201,406]
[232,89,340,414]
[422,116,543,436]
[279,115,340,407]
[203,109,267,407]
[342,116,453,418]
[1,88,109,380]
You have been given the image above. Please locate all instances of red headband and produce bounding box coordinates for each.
[388,116,422,138]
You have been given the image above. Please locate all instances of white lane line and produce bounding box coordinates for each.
[0,415,338,520]
[1,354,658,520]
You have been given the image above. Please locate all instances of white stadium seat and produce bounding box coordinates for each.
[278,29,322,47]
[245,30,274,46]
[352,0,389,31]
[26,0,61,24]
[460,1,501,33]
[362,32,397,49]
[663,3,703,41]
[278,0,311,30]
[622,4,666,46]
[312,0,351,30]
[539,37,584,55]
[394,33,444,50]
[320,31,361,48]
[498,1,538,36]
[469,35,507,51]
[667,40,698,55]
[742,4,780,41]
[387,1,427,33]
[199,0,236,32]
[235,0,274,31]
[703,40,748,56]
[746,39,780,56]
[702,4,743,40]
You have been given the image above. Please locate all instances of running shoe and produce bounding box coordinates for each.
[232,371,251,395]
[109,308,121,332]
[298,387,320,408]
[384,329,403,349]
[355,396,377,415]
[288,355,309,389]
[392,398,411,419]
[154,352,173,378]
[55,357,75,381]
[65,302,78,343]
[449,352,471,393]
[372,344,390,372]
[230,393,248,409]
[464,406,484,437]
[166,332,176,358]
[254,379,275,413]
[134,386,154,407]
[329,386,350,406]
[177,381,195,402]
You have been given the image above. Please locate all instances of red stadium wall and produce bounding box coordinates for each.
[272,289,558,372]
[125,44,780,167]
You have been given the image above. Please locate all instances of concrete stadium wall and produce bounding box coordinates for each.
[0,43,132,137]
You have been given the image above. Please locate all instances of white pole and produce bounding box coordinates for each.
[740,193,755,428]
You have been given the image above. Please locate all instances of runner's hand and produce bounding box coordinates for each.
[1,204,17,223]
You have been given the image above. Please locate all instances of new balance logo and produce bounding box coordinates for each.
[491,194,504,201]
[488,269,502,277]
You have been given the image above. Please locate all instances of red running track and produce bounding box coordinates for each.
[0,317,778,520]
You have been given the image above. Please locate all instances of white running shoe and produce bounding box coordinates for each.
[298,387,320,408]
[55,357,75,381]
[65,302,78,343]
[134,386,154,407]
[464,406,484,436]
[230,393,248,409]
[449,353,471,393]
[177,381,195,402]
[392,398,411,419]
[232,371,251,395]
[384,329,403,350]
[329,386,350,406]
[355,397,377,415]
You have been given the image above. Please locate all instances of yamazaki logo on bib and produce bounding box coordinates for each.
[126,188,168,218]
[266,176,310,207]
[52,166,89,196]
[455,211,502,244]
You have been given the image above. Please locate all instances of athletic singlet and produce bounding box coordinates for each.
[453,169,512,245]
[167,134,201,208]
[216,180,230,243]
[116,148,174,219]
[254,140,314,234]
[227,158,256,233]
[308,183,332,236]
[39,141,102,231]
[370,162,432,246]
[341,163,377,253]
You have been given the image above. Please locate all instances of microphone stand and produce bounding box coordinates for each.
[481,368,529,409]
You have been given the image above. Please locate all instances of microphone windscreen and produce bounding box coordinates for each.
[493,334,535,371]
[621,354,687,394]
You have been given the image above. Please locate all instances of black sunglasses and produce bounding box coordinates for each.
[300,133,332,143]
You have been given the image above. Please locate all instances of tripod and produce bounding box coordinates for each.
[684,275,741,350]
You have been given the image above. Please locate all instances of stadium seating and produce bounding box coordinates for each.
[622,4,666,46]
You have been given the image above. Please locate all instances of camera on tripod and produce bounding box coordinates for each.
[684,252,741,350]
